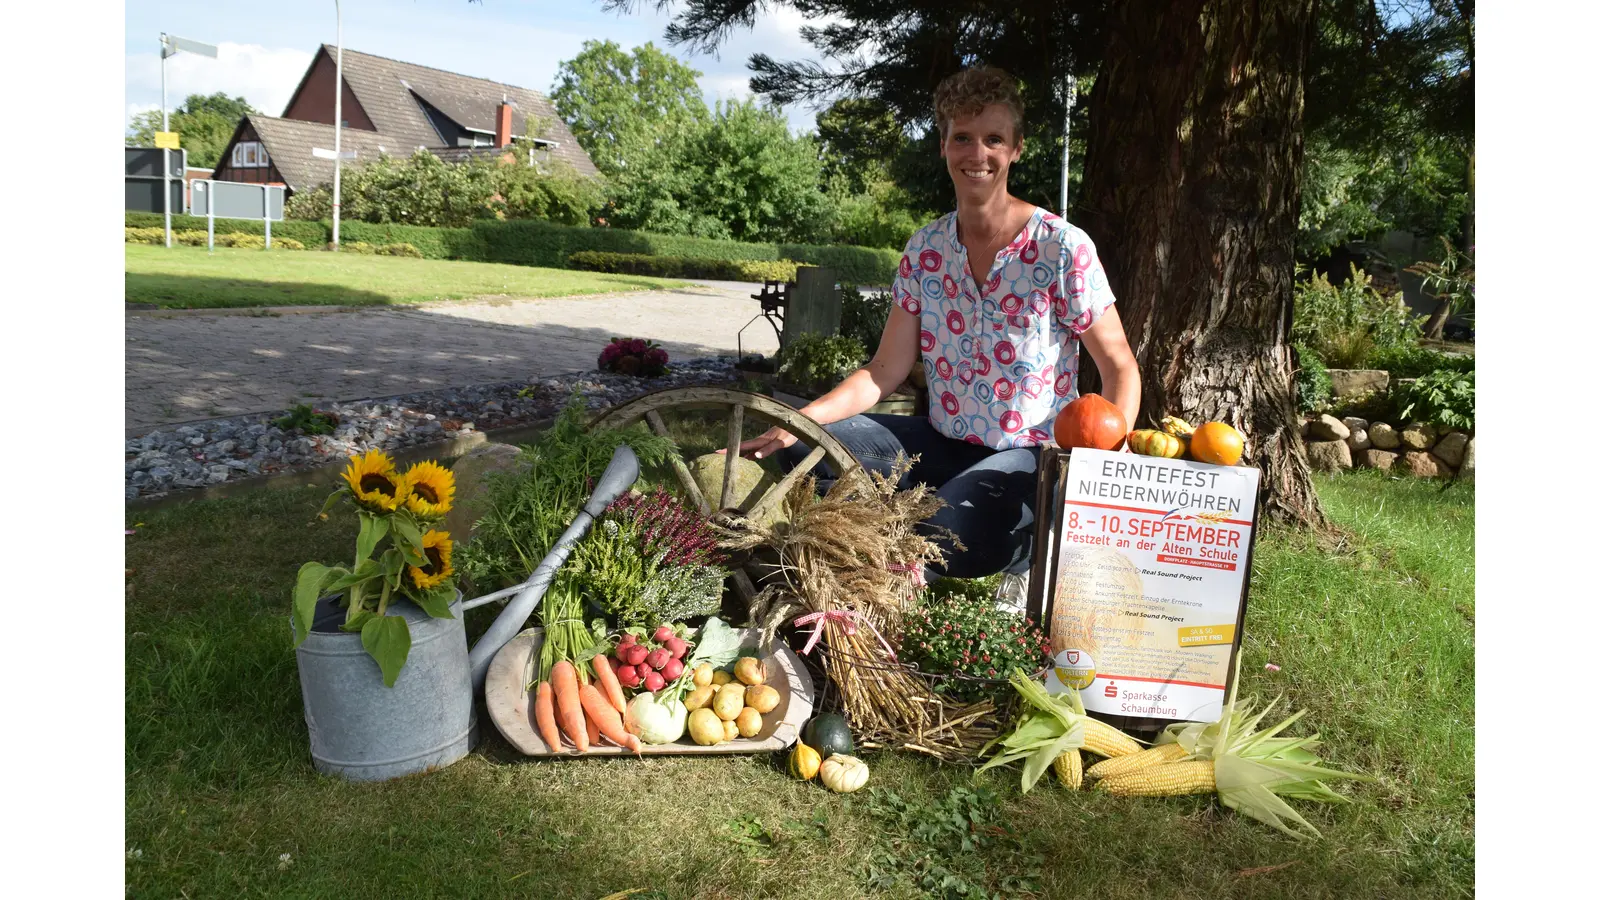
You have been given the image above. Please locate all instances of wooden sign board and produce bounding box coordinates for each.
[1026,446,1262,735]
[153,131,180,149]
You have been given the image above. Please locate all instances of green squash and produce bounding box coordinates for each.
[801,713,854,760]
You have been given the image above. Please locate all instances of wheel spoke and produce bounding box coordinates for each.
[745,444,824,525]
[645,410,710,515]
[730,567,758,605]
[720,403,745,511]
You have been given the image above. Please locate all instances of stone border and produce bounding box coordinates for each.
[1302,414,1474,481]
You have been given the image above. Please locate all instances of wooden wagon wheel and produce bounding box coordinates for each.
[587,386,862,604]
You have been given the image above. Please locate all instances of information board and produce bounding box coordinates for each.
[1041,448,1260,724]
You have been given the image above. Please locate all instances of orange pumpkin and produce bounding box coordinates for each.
[1188,422,1245,466]
[1053,394,1128,450]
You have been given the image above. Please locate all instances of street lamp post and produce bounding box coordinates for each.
[158,34,217,248]
[332,0,344,251]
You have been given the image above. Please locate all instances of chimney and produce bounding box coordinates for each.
[495,98,513,148]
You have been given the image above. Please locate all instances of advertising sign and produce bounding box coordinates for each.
[1040,448,1260,724]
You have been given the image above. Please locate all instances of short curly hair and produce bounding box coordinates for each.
[934,66,1025,141]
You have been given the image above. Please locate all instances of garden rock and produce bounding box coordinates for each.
[1305,440,1353,473]
[1457,439,1475,482]
[688,452,783,526]
[1401,451,1452,479]
[1356,449,1399,472]
[1341,416,1369,433]
[442,442,527,542]
[1433,432,1470,467]
[1369,422,1402,450]
[1400,423,1439,451]
[1309,415,1351,442]
[1346,428,1372,452]
[1328,369,1390,398]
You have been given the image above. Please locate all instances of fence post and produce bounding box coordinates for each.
[263,184,272,250]
[206,180,215,252]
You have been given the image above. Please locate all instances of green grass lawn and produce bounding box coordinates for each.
[125,471,1473,899]
[125,244,690,309]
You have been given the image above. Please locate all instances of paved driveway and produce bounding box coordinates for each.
[125,282,781,432]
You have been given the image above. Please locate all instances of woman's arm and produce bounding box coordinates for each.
[1078,305,1142,430]
[738,304,922,459]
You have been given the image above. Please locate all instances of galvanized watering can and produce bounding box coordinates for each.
[294,445,641,782]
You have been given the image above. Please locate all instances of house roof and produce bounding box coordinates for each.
[309,46,598,177]
[245,115,427,193]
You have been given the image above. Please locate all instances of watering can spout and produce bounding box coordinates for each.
[467,444,640,695]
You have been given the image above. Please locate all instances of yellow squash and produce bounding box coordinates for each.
[1128,429,1186,459]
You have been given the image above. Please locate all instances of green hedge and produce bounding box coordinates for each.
[124,212,900,283]
[568,251,799,282]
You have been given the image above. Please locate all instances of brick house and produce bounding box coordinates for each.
[212,45,597,195]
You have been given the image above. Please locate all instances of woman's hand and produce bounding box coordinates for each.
[735,427,797,460]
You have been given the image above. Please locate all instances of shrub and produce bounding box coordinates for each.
[375,242,423,258]
[1394,369,1474,432]
[125,211,330,246]
[125,227,165,245]
[1293,343,1333,414]
[840,286,892,357]
[568,250,800,283]
[1365,345,1475,378]
[777,332,867,392]
[1292,264,1422,367]
[598,337,669,377]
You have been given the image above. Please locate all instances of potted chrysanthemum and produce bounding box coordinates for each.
[290,450,477,781]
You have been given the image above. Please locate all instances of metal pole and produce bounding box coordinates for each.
[331,0,343,251]
[1059,76,1076,217]
[264,185,272,249]
[161,34,171,248]
[207,182,215,252]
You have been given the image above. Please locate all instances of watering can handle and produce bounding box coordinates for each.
[467,444,640,695]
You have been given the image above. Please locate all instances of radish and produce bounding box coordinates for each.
[619,632,638,647]
[654,625,676,643]
[643,671,666,692]
[623,644,649,667]
[615,664,641,688]
[661,658,684,681]
[665,637,688,660]
[646,648,671,670]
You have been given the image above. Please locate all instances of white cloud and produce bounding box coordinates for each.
[124,42,314,120]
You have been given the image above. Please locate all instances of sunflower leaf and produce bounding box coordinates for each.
[324,558,380,594]
[413,584,455,619]
[341,609,375,632]
[355,512,390,565]
[361,615,413,688]
[292,562,340,645]
[390,513,428,566]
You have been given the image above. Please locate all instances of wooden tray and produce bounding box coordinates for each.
[485,627,816,756]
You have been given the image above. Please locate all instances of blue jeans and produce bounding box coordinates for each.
[780,414,1040,579]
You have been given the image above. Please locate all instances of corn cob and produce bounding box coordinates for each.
[1052,749,1083,789]
[1097,760,1216,797]
[1086,742,1188,780]
[1083,718,1143,758]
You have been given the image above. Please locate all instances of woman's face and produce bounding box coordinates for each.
[940,103,1023,204]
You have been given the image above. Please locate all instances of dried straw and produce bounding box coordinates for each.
[715,456,1005,760]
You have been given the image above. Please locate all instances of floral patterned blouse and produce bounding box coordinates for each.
[892,207,1118,449]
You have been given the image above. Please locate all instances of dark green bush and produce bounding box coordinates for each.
[1294,343,1333,414]
[840,286,892,357]
[567,251,799,282]
[1394,370,1474,432]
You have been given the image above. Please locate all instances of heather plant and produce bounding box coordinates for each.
[566,488,727,628]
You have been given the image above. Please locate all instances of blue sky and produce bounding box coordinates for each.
[125,0,834,135]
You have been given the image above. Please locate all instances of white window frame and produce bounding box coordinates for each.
[231,141,270,169]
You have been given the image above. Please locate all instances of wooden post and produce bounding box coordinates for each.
[782,267,841,349]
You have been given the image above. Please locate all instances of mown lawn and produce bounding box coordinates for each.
[124,471,1473,899]
[125,244,689,309]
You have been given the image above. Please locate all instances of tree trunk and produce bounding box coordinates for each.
[1423,297,1453,340]
[1076,0,1325,528]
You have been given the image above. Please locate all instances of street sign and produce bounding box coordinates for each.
[153,131,180,149]
[312,147,357,161]
[161,34,218,58]
[125,147,187,213]
[191,181,285,221]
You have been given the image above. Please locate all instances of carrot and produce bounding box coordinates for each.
[579,682,642,754]
[550,660,588,752]
[592,655,627,714]
[533,680,564,751]
[586,710,601,747]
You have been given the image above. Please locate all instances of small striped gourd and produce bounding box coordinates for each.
[1128,429,1186,459]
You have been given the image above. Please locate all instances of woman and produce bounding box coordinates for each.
[741,66,1142,579]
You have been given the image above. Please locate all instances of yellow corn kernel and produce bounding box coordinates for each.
[1082,718,1143,758]
[1052,749,1083,790]
[1086,742,1188,780]
[1096,760,1216,797]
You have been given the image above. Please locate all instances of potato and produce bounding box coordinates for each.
[735,656,767,686]
[722,718,740,742]
[744,684,780,714]
[692,663,714,688]
[684,686,715,712]
[688,708,724,746]
[735,707,763,738]
[711,670,733,686]
[712,684,745,721]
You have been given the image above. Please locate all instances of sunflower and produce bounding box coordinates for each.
[341,449,410,512]
[408,530,455,591]
[402,460,456,519]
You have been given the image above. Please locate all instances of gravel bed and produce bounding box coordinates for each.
[125,357,741,502]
